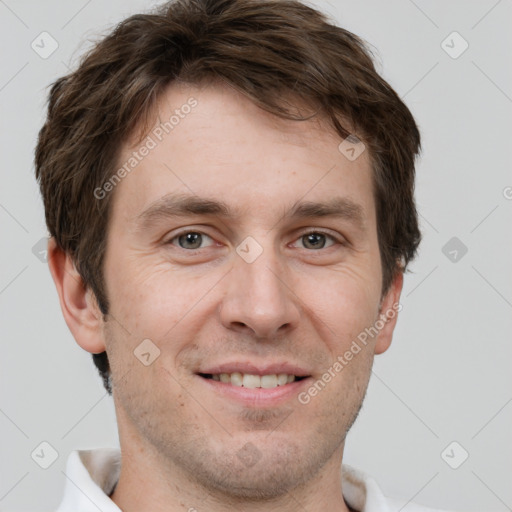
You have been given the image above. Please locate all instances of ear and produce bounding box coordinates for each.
[47,237,106,354]
[374,270,403,355]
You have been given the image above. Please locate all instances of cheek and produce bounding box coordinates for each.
[106,255,209,335]
[293,264,381,343]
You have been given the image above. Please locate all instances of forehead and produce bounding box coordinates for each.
[111,80,376,228]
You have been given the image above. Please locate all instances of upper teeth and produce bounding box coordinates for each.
[211,373,296,388]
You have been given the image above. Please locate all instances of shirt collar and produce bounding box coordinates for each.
[57,449,122,512]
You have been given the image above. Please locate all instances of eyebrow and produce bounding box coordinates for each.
[134,192,366,232]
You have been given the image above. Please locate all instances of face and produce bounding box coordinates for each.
[97,81,401,499]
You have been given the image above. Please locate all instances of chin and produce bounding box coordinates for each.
[182,440,318,501]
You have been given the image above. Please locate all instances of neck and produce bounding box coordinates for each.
[110,432,355,512]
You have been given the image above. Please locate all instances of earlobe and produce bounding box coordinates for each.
[374,271,403,355]
[47,237,106,354]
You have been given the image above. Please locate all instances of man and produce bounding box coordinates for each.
[35,0,456,510]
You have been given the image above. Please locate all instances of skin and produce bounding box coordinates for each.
[48,80,403,512]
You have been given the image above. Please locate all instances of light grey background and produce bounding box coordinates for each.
[1,0,511,510]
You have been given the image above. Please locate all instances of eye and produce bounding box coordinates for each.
[293,231,339,250]
[168,231,215,250]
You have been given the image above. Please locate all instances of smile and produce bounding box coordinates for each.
[196,371,311,407]
[198,372,307,389]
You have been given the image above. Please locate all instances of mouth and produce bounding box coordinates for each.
[195,368,312,407]
[197,372,308,389]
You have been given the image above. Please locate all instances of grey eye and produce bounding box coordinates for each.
[300,232,335,250]
[173,232,213,249]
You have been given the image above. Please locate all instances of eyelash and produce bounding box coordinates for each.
[166,229,344,250]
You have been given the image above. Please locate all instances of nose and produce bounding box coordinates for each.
[219,247,301,339]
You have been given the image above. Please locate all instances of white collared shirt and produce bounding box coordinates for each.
[55,448,456,512]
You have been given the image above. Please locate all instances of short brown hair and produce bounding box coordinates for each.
[35,0,421,395]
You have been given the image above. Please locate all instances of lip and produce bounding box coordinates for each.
[197,361,311,377]
[197,373,312,407]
